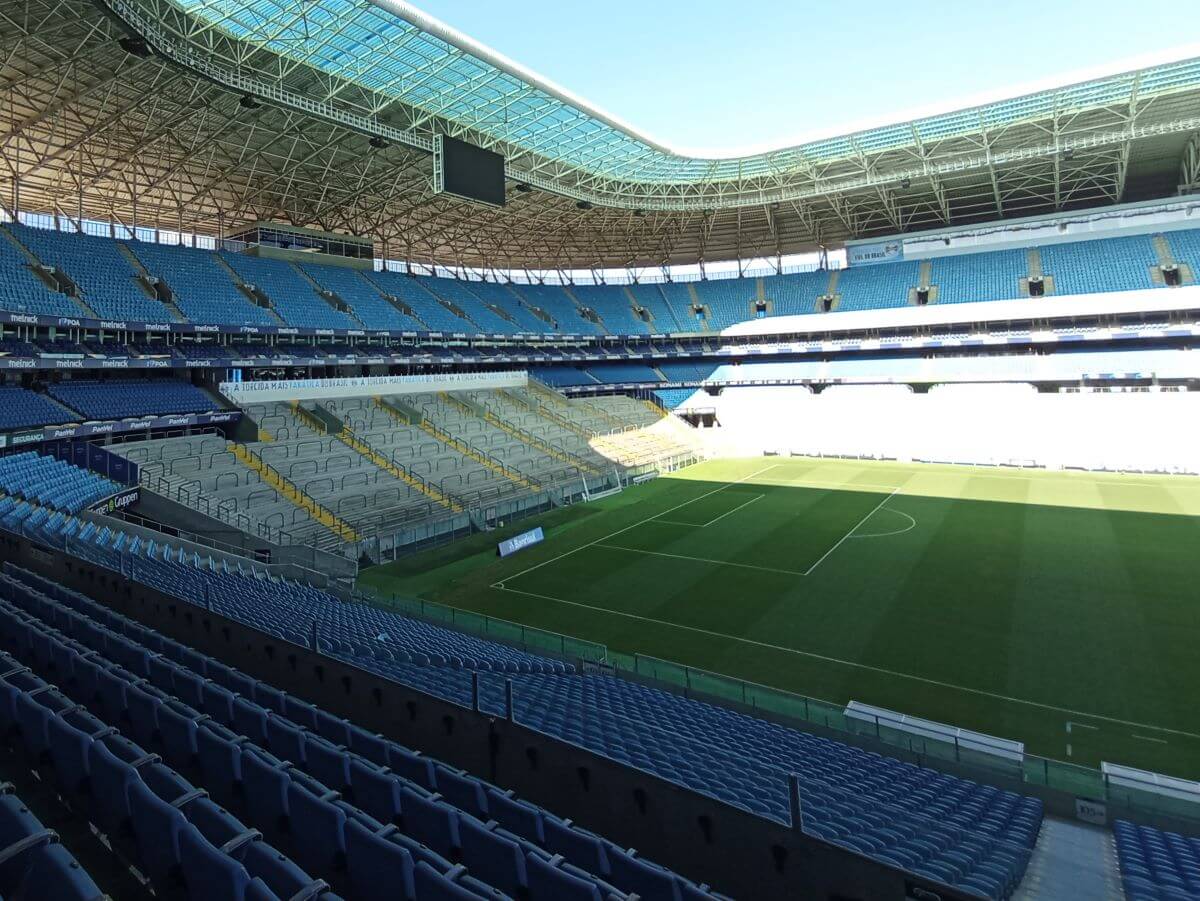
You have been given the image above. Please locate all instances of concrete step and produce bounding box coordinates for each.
[1012,816,1123,901]
[213,253,286,325]
[1027,247,1044,278]
[1152,234,1175,266]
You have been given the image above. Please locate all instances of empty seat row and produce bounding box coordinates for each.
[1115,819,1200,901]
[0,564,725,900]
[0,452,121,513]
[0,781,103,899]
[47,379,216,420]
[0,629,333,899]
[5,222,1197,334]
[0,386,77,431]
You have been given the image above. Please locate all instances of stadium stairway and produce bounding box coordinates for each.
[1012,817,1122,901]
[418,405,539,491]
[641,397,668,420]
[613,287,644,331]
[230,443,361,542]
[448,393,604,477]
[514,385,596,440]
[211,254,286,325]
[561,285,600,328]
[293,263,367,328]
[340,414,466,514]
[1152,235,1176,268]
[685,284,709,330]
[115,243,187,321]
[291,401,344,436]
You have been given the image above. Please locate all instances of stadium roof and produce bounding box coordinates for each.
[4,0,1200,268]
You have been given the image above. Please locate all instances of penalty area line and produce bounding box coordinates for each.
[499,462,783,584]
[487,582,1200,741]
[595,543,806,576]
[1132,734,1169,745]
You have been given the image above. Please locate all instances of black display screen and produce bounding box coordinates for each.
[439,135,506,207]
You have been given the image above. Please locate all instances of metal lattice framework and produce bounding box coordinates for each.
[3,0,1200,269]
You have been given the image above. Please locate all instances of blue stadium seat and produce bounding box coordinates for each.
[13,224,175,321]
[1041,235,1158,295]
[0,228,85,317]
[218,251,355,330]
[128,240,277,327]
[0,387,76,431]
[47,379,214,420]
[344,817,417,901]
[458,816,528,897]
[526,852,604,901]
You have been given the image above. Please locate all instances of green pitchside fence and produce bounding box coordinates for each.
[607,653,1198,827]
[356,589,609,664]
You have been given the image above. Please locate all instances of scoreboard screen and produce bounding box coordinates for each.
[436,134,506,207]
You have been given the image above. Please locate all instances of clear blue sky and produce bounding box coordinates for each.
[414,0,1197,151]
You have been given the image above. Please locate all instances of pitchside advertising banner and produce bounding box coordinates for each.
[846,240,904,267]
[497,526,545,558]
[89,487,140,514]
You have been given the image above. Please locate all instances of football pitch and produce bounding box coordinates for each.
[358,456,1200,780]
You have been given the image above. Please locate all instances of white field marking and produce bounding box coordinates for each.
[650,494,763,529]
[802,487,902,576]
[595,543,806,576]
[849,507,917,540]
[1067,744,1073,758]
[701,493,764,526]
[1133,734,1168,744]
[488,582,1200,741]
[500,463,782,584]
[1067,721,1099,732]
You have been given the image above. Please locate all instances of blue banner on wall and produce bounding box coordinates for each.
[497,526,545,558]
[6,411,240,446]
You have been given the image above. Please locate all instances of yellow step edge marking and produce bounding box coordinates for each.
[372,395,410,426]
[481,409,602,476]
[232,444,359,542]
[641,398,667,419]
[337,427,464,514]
[290,401,328,435]
[579,399,626,430]
[416,419,538,490]
[519,394,594,440]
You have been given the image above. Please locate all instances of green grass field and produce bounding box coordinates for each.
[359,456,1200,780]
